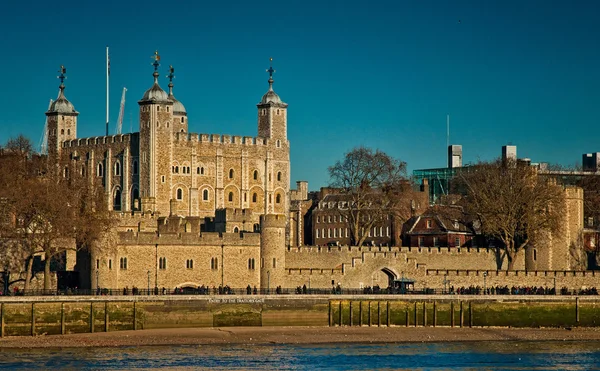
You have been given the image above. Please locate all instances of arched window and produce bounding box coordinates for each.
[176,188,183,200]
[61,129,64,135]
[132,188,139,210]
[253,170,258,180]
[114,161,121,176]
[200,167,204,175]
[277,171,281,181]
[252,193,257,203]
[276,140,281,148]
[175,166,179,174]
[114,189,122,211]
[133,160,138,175]
[203,189,209,201]
[234,227,239,233]
[276,194,281,204]
[181,117,184,123]
[63,166,69,178]
[229,169,234,179]
[97,163,103,177]
[228,192,233,202]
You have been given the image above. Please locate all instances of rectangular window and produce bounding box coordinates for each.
[317,216,320,223]
[433,237,439,247]
[108,259,112,270]
[418,237,424,247]
[426,220,432,229]
[386,227,390,237]
[454,237,461,247]
[272,258,276,268]
[159,257,167,270]
[96,259,99,269]
[186,259,194,269]
[119,257,128,270]
[316,229,320,238]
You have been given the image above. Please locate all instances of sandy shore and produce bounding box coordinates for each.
[2,326,600,348]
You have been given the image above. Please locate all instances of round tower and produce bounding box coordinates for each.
[260,214,287,292]
[46,65,78,162]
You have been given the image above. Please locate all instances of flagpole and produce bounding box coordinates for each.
[106,46,109,136]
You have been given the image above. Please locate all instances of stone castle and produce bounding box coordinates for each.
[46,54,593,293]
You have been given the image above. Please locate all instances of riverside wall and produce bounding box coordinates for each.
[1,295,600,337]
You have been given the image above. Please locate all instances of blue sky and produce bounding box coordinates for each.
[1,0,599,190]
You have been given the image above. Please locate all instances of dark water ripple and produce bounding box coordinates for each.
[1,341,600,370]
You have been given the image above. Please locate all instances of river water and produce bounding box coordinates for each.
[1,341,600,370]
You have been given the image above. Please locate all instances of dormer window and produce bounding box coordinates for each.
[426,220,432,229]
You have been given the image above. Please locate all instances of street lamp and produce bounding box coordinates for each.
[483,271,488,295]
[443,274,450,295]
[3,265,9,296]
[401,271,405,294]
[267,270,270,295]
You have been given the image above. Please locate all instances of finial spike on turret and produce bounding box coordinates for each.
[58,65,66,85]
[266,58,275,90]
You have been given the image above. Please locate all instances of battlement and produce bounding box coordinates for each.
[564,185,584,199]
[63,134,133,149]
[287,245,494,255]
[172,132,270,146]
[426,269,599,278]
[286,268,343,275]
[117,230,261,246]
[260,214,287,228]
[172,132,289,148]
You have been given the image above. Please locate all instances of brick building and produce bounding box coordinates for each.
[402,209,479,248]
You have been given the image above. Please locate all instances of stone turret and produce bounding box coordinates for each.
[257,58,288,143]
[138,51,174,215]
[46,65,78,162]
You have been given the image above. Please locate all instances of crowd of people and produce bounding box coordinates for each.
[450,285,599,296]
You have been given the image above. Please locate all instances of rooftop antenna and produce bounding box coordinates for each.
[106,46,110,137]
[446,114,450,148]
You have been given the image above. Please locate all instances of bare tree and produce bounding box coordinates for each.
[328,147,412,246]
[0,135,113,291]
[456,159,565,270]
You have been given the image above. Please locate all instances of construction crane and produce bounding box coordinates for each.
[116,87,127,134]
[39,99,53,154]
